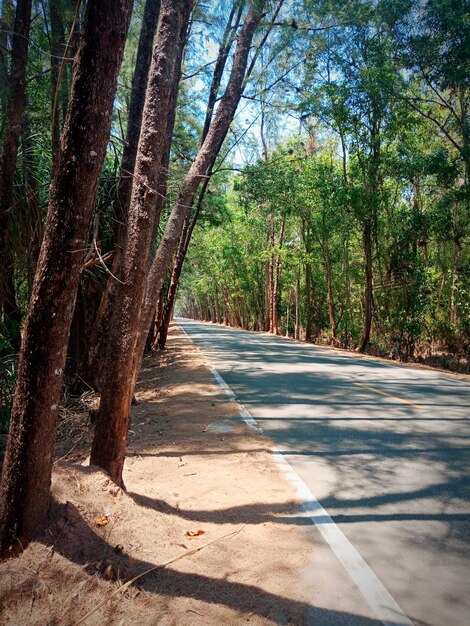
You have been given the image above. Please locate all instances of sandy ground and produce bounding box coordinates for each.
[0,324,315,625]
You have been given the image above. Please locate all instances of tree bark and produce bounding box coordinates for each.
[271,214,285,335]
[156,3,244,350]
[322,211,336,340]
[0,0,133,557]
[0,0,33,321]
[92,1,265,487]
[90,0,192,486]
[91,3,266,488]
[358,217,373,353]
[343,231,351,347]
[267,213,274,332]
[49,0,66,175]
[82,0,161,390]
[295,262,300,340]
[0,0,14,110]
[301,219,313,341]
[133,2,266,386]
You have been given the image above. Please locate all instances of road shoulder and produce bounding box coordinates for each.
[1,324,319,625]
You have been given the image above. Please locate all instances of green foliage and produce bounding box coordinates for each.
[1,0,468,374]
[0,333,17,432]
[177,0,469,369]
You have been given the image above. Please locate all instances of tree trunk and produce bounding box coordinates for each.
[90,0,192,486]
[158,219,189,350]
[49,0,66,175]
[0,0,132,558]
[83,0,161,390]
[295,263,300,340]
[96,2,266,485]
[264,255,272,332]
[322,211,336,340]
[92,2,265,487]
[0,0,33,321]
[158,177,207,350]
[358,218,373,353]
[0,0,14,110]
[267,213,275,332]
[271,214,285,335]
[156,4,244,349]
[343,231,352,347]
[305,260,313,341]
[132,2,266,386]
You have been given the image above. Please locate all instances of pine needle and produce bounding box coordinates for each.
[71,525,245,625]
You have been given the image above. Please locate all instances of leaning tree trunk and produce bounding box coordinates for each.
[82,0,161,390]
[267,213,274,332]
[134,2,266,380]
[0,0,32,322]
[157,217,191,350]
[156,3,243,350]
[295,262,300,340]
[358,217,373,353]
[92,2,266,487]
[87,55,179,390]
[90,0,192,486]
[157,180,206,350]
[0,0,133,558]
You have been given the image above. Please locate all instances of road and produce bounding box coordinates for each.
[177,318,470,626]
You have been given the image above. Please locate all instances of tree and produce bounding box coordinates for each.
[91,0,267,486]
[90,0,193,485]
[135,0,268,373]
[0,0,15,110]
[82,0,162,390]
[0,0,133,557]
[156,0,245,349]
[0,0,33,336]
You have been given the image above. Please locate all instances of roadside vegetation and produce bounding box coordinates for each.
[0,0,468,556]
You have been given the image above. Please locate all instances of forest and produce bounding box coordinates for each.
[0,0,468,558]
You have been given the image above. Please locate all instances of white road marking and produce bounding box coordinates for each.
[178,320,414,626]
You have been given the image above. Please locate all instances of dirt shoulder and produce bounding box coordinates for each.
[0,324,315,625]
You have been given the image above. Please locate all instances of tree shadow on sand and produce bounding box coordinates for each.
[39,499,386,626]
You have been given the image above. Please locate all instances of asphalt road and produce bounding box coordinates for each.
[177,318,470,626]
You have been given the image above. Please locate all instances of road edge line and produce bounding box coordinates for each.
[177,320,414,626]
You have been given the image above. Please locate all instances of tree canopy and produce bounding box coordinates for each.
[0,0,468,552]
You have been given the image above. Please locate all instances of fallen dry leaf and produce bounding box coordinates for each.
[186,529,205,537]
[95,515,109,526]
